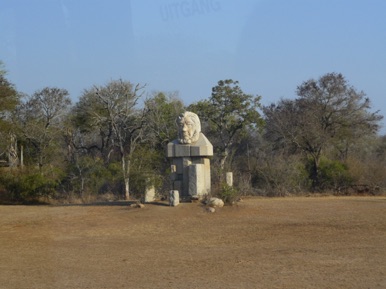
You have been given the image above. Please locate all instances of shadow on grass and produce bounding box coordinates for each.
[145,201,170,207]
[0,198,172,207]
[57,200,171,207]
[0,199,51,206]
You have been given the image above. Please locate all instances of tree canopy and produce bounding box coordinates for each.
[189,79,264,170]
[264,72,383,190]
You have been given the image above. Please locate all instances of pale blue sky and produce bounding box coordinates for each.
[1,0,386,133]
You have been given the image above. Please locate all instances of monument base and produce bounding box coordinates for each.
[167,133,213,199]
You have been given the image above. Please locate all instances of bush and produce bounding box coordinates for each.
[314,157,353,191]
[215,183,240,205]
[0,168,61,203]
[251,154,310,196]
[63,158,124,201]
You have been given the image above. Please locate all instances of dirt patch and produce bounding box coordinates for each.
[1,196,386,289]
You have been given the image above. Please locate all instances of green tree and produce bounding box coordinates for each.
[0,63,19,166]
[189,79,264,171]
[143,91,185,195]
[144,91,184,149]
[0,64,18,115]
[264,72,383,191]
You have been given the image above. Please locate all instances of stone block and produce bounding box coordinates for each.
[143,185,156,203]
[181,158,192,197]
[167,133,213,158]
[174,145,191,157]
[169,190,179,206]
[190,145,213,157]
[226,172,233,187]
[191,133,213,156]
[166,142,175,157]
[188,164,207,198]
[203,158,211,193]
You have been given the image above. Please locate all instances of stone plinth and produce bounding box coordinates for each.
[167,133,213,200]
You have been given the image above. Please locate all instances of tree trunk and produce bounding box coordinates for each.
[124,177,130,200]
[20,145,24,169]
[220,147,230,171]
[121,155,130,200]
[310,157,320,192]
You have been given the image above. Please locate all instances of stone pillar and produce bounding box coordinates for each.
[169,190,180,207]
[182,157,192,196]
[143,185,156,203]
[226,172,233,187]
[188,164,207,198]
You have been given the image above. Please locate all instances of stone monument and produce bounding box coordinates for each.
[167,111,213,200]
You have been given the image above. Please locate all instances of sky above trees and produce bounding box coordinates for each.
[1,0,385,133]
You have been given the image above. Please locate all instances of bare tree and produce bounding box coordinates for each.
[17,87,71,170]
[74,80,146,199]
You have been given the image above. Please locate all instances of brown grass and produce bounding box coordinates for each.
[1,196,385,289]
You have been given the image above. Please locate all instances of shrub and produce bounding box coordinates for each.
[215,183,240,205]
[0,168,61,203]
[316,157,353,191]
[251,154,310,196]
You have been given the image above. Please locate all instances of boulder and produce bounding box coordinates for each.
[207,207,216,213]
[130,202,145,209]
[207,197,224,208]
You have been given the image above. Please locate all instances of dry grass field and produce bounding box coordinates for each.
[1,196,385,289]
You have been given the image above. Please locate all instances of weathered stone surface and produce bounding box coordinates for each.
[226,172,233,187]
[176,111,201,144]
[167,142,175,158]
[169,156,211,198]
[166,133,213,158]
[207,197,224,208]
[188,164,207,198]
[143,185,156,203]
[190,134,213,156]
[203,158,211,193]
[174,144,191,157]
[169,190,179,207]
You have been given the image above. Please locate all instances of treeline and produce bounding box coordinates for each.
[0,64,385,203]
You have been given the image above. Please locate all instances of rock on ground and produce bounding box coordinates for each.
[207,197,224,208]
